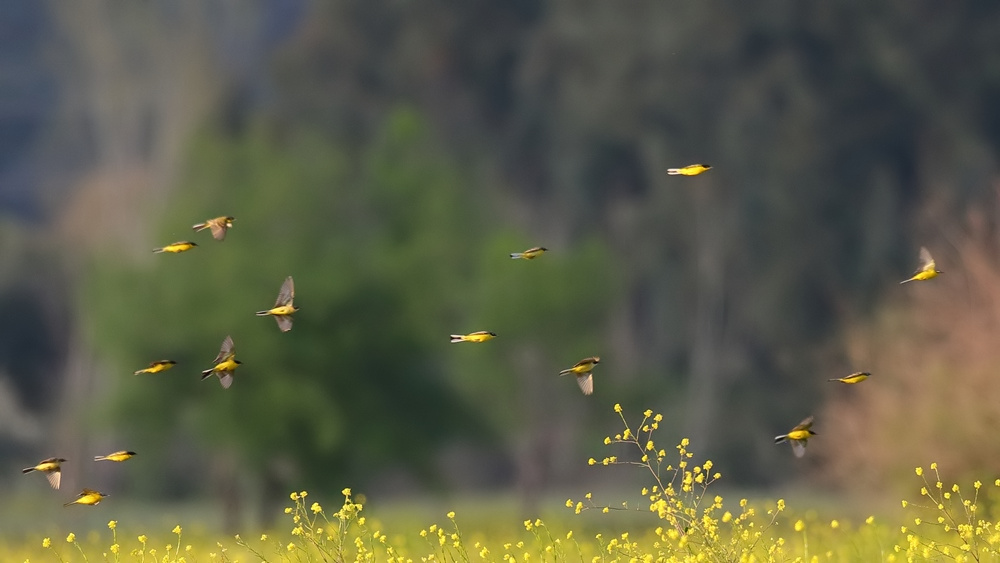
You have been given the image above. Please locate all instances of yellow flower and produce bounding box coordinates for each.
[66,533,76,543]
[916,467,923,476]
[447,511,456,519]
[173,525,182,535]
[138,535,147,543]
[866,516,875,525]
[42,538,51,548]
[287,542,296,551]
[290,492,299,500]
[284,507,292,514]
[108,520,117,530]
[930,462,938,470]
[342,488,352,496]
[643,409,653,417]
[311,502,323,514]
[588,458,596,466]
[614,404,622,413]
[261,534,268,541]
[299,490,308,498]
[830,520,839,529]
[565,499,573,508]
[794,520,805,532]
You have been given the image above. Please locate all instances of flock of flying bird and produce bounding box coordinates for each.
[20,214,300,507]
[19,162,944,505]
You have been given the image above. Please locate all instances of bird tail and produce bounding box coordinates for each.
[827,378,840,382]
[21,467,35,474]
[200,368,214,379]
[450,335,466,343]
[774,434,788,444]
[255,310,270,316]
[666,168,681,175]
[899,278,914,284]
[509,252,524,259]
[152,247,165,253]
[192,222,208,232]
[63,500,76,507]
[94,456,107,462]
[559,368,573,376]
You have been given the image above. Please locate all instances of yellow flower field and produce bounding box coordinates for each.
[9,405,1000,562]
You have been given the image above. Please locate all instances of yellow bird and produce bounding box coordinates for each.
[450,331,497,343]
[94,450,136,462]
[134,360,176,375]
[192,216,235,241]
[828,371,870,384]
[21,457,66,490]
[510,247,548,260]
[774,416,817,458]
[559,356,600,396]
[64,489,108,507]
[153,241,198,254]
[201,335,241,389]
[255,276,298,332]
[667,164,712,176]
[900,247,941,284]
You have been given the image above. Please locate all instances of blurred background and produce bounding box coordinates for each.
[4,0,1000,531]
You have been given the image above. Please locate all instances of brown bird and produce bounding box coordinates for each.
[192,216,235,241]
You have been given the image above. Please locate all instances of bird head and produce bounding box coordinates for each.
[225,216,235,226]
[125,451,137,456]
[56,458,67,463]
[593,356,601,364]
[235,360,243,365]
[540,247,549,251]
[488,332,497,337]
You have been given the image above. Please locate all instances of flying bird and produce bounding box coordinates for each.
[201,335,241,389]
[900,247,941,284]
[94,451,137,462]
[64,489,108,507]
[559,356,600,395]
[192,216,235,241]
[256,276,298,332]
[22,457,66,490]
[774,416,816,458]
[450,331,497,343]
[828,371,870,384]
[134,360,176,375]
[667,164,712,176]
[510,247,548,260]
[153,241,197,254]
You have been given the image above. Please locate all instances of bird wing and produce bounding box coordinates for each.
[792,416,814,432]
[790,440,807,458]
[45,470,61,490]
[81,488,100,495]
[573,358,595,369]
[576,373,594,395]
[213,336,235,364]
[275,315,293,332]
[275,276,295,307]
[918,247,934,271]
[209,219,228,240]
[219,372,234,389]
